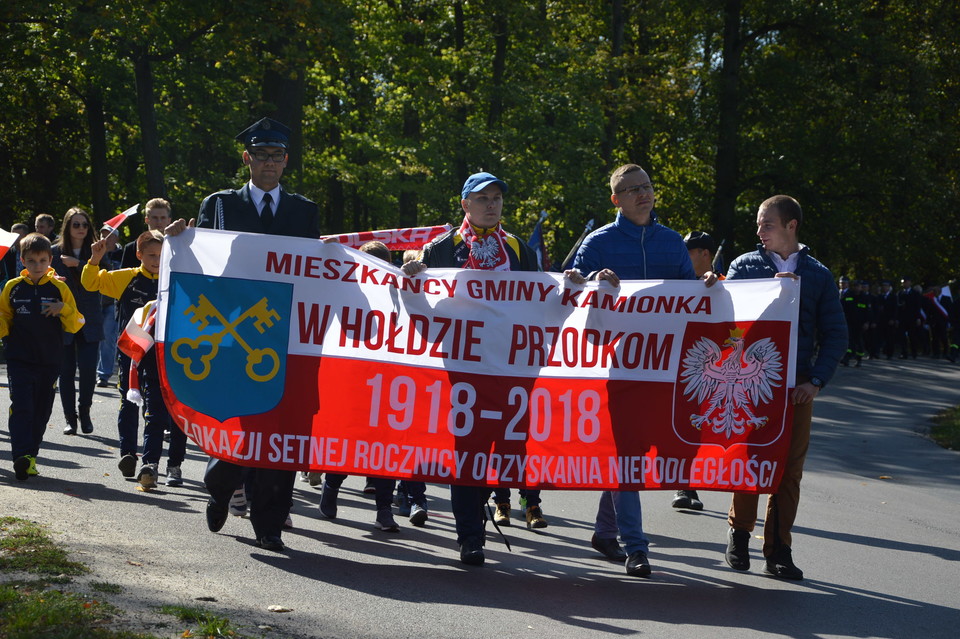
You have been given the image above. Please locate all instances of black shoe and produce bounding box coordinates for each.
[671,490,703,510]
[625,550,651,577]
[725,527,751,571]
[206,500,229,532]
[97,378,111,388]
[117,454,137,478]
[79,408,93,434]
[459,537,485,566]
[591,534,627,561]
[257,536,286,552]
[764,546,804,580]
[13,456,31,481]
[63,414,78,436]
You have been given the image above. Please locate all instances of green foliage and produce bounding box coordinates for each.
[931,404,960,451]
[0,518,88,576]
[1,0,957,280]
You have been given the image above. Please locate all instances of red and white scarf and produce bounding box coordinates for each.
[457,218,510,271]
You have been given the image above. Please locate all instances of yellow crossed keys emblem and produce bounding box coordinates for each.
[171,295,281,382]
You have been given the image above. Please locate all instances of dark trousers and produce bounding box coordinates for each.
[115,353,141,456]
[59,335,99,418]
[451,485,491,544]
[492,488,541,508]
[140,375,186,466]
[7,361,59,461]
[325,473,395,510]
[205,458,295,540]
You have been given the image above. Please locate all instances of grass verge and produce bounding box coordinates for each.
[0,517,261,638]
[930,404,960,451]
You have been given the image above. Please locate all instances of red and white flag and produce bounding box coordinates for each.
[323,224,452,251]
[118,302,157,406]
[102,204,140,238]
[0,228,20,262]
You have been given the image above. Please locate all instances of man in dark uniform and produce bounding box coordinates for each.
[167,117,320,552]
[840,279,869,367]
[896,277,922,359]
[875,279,899,360]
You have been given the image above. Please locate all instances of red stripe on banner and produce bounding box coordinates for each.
[160,347,790,493]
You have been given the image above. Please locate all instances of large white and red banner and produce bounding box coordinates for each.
[157,228,798,493]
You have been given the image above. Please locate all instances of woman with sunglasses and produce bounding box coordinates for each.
[53,207,104,435]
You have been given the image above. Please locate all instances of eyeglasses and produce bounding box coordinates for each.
[250,150,286,162]
[71,221,90,229]
[615,183,654,196]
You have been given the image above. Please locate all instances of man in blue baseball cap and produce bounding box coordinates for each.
[417,171,543,565]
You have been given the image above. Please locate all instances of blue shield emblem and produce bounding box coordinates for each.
[163,273,293,420]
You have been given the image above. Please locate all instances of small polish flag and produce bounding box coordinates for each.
[118,302,157,406]
[0,228,20,262]
[102,204,140,238]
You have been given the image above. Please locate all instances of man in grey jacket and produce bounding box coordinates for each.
[724,194,847,580]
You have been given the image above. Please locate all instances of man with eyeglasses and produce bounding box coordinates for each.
[572,163,715,578]
[167,117,320,552]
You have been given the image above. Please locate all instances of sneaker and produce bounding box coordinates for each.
[409,503,428,527]
[375,508,400,532]
[137,464,158,489]
[671,490,703,511]
[97,378,111,388]
[63,415,78,436]
[307,472,323,487]
[764,546,804,580]
[363,478,377,494]
[13,455,31,481]
[118,454,137,478]
[299,471,310,483]
[525,506,548,529]
[319,482,339,519]
[26,456,39,476]
[165,465,183,487]
[229,488,248,517]
[494,502,511,526]
[625,550,651,577]
[725,527,751,571]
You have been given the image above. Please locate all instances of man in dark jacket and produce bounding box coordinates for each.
[418,172,540,566]
[724,194,846,581]
[167,117,320,552]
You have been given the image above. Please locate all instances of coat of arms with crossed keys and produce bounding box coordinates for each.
[679,327,783,440]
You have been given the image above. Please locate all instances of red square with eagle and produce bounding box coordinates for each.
[672,321,792,450]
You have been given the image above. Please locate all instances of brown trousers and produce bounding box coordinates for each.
[728,399,813,557]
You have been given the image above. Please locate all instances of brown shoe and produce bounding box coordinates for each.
[525,506,548,529]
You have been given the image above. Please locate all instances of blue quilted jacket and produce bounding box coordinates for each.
[572,212,696,281]
[727,244,848,386]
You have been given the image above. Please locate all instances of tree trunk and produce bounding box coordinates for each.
[601,0,625,166]
[325,93,345,234]
[487,10,508,129]
[85,88,111,221]
[711,0,742,252]
[133,53,166,198]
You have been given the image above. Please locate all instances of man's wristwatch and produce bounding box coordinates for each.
[809,377,823,389]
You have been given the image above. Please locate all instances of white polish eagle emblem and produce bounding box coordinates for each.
[680,328,783,439]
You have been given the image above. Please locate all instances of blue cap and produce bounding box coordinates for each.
[235,117,291,148]
[461,172,508,200]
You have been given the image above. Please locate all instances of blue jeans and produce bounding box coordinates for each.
[595,491,649,554]
[59,334,99,417]
[97,304,118,380]
[140,375,186,466]
[451,485,490,544]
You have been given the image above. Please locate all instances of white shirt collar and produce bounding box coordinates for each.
[769,249,800,274]
[248,181,281,214]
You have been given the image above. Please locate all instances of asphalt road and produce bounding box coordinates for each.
[1,356,958,638]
